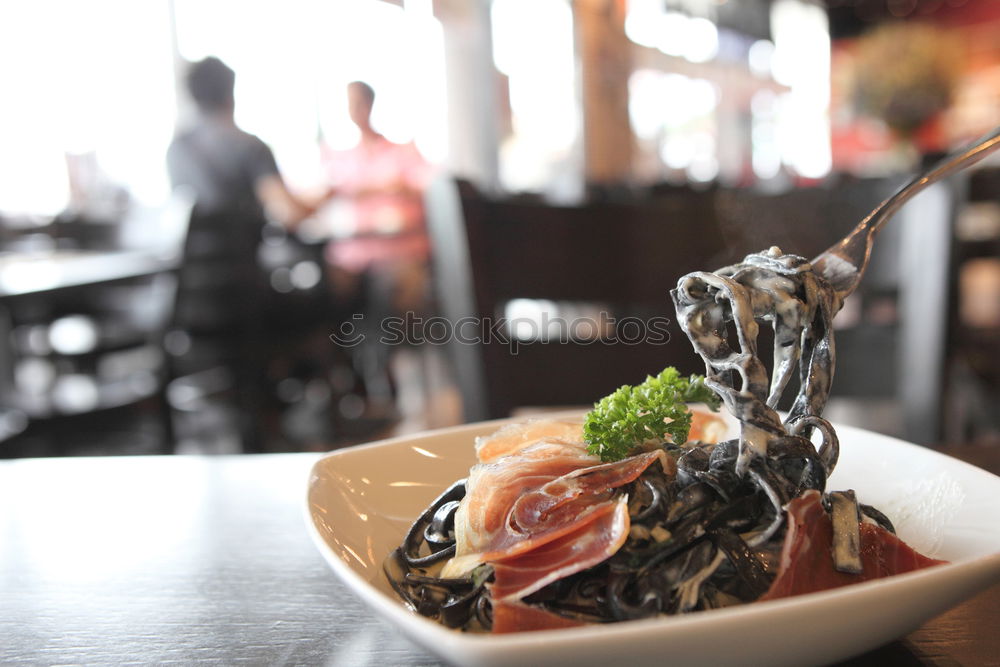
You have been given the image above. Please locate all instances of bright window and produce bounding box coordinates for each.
[492,0,579,194]
[770,0,831,179]
[0,1,176,215]
[172,0,446,190]
[629,70,719,183]
[0,0,446,216]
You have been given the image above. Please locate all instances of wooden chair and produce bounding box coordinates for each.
[424,177,727,422]
[427,176,958,444]
[166,208,270,451]
[168,211,341,452]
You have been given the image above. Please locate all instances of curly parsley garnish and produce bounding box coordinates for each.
[583,367,721,462]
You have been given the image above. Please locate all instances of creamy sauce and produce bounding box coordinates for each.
[671,246,840,475]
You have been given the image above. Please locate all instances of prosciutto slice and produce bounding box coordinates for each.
[490,497,630,601]
[475,412,723,465]
[760,490,947,601]
[491,599,587,634]
[441,420,674,587]
[474,420,587,463]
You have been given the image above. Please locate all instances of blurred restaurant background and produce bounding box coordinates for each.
[1,0,999,459]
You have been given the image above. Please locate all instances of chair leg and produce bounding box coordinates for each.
[233,336,268,454]
[155,382,176,455]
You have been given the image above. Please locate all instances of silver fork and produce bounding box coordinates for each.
[812,125,1000,300]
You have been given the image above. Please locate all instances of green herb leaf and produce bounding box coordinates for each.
[583,368,721,462]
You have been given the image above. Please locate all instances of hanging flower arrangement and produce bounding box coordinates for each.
[851,22,962,137]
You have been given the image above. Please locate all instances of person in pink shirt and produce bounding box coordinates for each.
[322,81,435,411]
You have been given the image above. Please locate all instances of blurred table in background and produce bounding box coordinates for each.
[2,445,998,666]
[0,248,179,298]
[0,200,357,457]
[0,194,194,457]
[0,248,183,456]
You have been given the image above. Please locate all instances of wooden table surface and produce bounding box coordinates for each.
[2,448,998,666]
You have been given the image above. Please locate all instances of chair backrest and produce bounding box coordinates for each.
[427,175,957,443]
[425,177,727,421]
[172,207,267,339]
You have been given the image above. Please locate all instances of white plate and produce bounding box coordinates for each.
[305,414,1000,667]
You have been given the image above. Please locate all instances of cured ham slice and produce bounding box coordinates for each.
[474,419,586,463]
[688,408,728,444]
[444,446,669,577]
[442,420,674,583]
[491,599,587,634]
[760,490,947,601]
[444,444,597,576]
[474,411,723,464]
[490,497,629,601]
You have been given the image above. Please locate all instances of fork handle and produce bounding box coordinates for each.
[862,125,1000,239]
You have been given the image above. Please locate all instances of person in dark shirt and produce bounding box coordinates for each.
[166,57,329,452]
[167,56,315,225]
